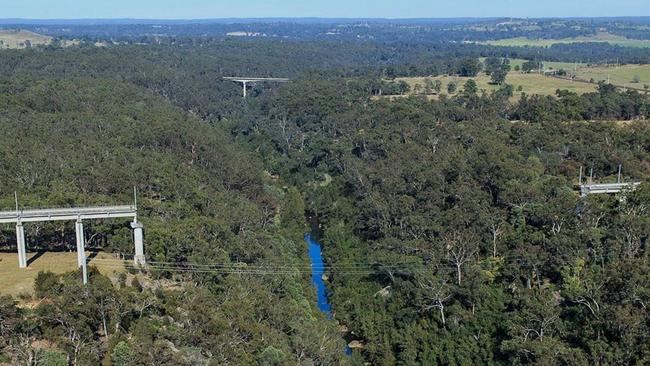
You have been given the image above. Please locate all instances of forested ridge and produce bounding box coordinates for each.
[0,63,345,364]
[0,35,648,365]
[1,39,649,120]
[244,80,650,364]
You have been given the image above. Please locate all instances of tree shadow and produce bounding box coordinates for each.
[87,251,99,261]
[26,251,46,266]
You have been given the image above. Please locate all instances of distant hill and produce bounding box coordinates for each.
[0,28,51,48]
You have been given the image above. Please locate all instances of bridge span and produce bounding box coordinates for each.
[223,77,290,97]
[1,196,145,284]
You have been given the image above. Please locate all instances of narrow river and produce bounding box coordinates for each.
[306,233,332,317]
[305,233,352,355]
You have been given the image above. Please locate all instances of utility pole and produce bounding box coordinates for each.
[617,164,622,183]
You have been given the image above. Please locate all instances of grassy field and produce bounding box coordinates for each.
[392,72,597,100]
[0,29,52,49]
[506,60,650,91]
[0,252,126,296]
[501,58,585,72]
[575,65,650,90]
[485,32,650,48]
[385,61,650,100]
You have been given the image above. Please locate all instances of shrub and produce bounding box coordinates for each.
[36,349,67,366]
[111,341,135,366]
[34,271,61,298]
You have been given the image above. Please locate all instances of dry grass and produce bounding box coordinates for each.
[0,29,52,49]
[482,58,585,72]
[485,32,650,48]
[575,64,650,90]
[391,72,597,101]
[0,252,126,296]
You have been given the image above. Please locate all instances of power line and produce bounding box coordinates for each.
[92,261,378,276]
[94,248,588,267]
[87,250,595,277]
[90,250,592,268]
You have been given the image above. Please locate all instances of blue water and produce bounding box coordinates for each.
[306,233,333,317]
[305,234,352,356]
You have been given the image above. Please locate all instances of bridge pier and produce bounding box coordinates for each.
[132,220,145,265]
[74,219,89,284]
[16,222,26,268]
[74,219,88,285]
[75,219,86,268]
[3,203,144,285]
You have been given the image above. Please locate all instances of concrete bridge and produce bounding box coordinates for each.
[0,203,145,284]
[580,182,642,197]
[223,77,290,97]
[578,166,642,197]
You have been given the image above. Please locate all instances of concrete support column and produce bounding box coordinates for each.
[81,260,88,285]
[75,219,85,268]
[131,221,145,265]
[16,222,26,268]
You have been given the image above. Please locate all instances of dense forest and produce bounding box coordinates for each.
[244,79,650,365]
[0,60,344,365]
[0,22,649,365]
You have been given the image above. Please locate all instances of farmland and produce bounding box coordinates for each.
[383,61,650,100]
[388,72,597,100]
[502,58,585,72]
[504,59,650,91]
[485,32,650,48]
[0,29,52,48]
[575,64,650,90]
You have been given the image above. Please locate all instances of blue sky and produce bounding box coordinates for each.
[3,0,649,19]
